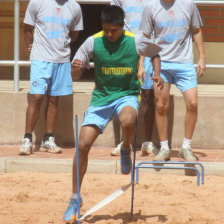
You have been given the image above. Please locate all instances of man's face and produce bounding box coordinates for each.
[102,23,124,42]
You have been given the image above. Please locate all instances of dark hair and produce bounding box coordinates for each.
[101,5,124,26]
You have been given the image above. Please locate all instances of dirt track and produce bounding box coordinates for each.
[0,172,224,224]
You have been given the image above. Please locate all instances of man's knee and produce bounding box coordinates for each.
[120,113,136,128]
[78,140,91,155]
[186,100,198,113]
[48,96,59,106]
[29,94,44,107]
[156,101,168,116]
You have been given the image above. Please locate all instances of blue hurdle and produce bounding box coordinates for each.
[135,161,205,186]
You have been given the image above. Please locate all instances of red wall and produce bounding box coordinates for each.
[198,5,224,42]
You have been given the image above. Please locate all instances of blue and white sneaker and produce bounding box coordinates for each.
[63,197,83,223]
[120,148,132,175]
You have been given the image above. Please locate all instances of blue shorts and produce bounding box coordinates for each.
[30,60,73,96]
[82,95,140,133]
[141,57,153,90]
[160,61,197,92]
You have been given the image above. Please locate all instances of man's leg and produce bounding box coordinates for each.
[182,88,198,140]
[141,89,155,141]
[25,94,45,133]
[72,125,101,193]
[119,106,137,149]
[119,105,137,174]
[178,87,198,161]
[40,96,61,153]
[64,125,101,222]
[19,94,44,155]
[110,105,136,156]
[45,96,59,133]
[140,88,160,155]
[153,82,171,161]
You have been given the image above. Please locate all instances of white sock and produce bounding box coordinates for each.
[182,137,192,149]
[160,140,169,151]
[71,193,78,199]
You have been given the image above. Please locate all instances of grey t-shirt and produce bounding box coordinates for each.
[140,0,202,63]
[73,32,161,68]
[24,0,83,63]
[111,0,148,34]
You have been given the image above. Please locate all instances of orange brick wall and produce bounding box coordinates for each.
[198,5,224,42]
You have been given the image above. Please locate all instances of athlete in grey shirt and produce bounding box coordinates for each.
[19,0,83,156]
[140,0,202,63]
[111,0,146,34]
[140,0,206,161]
[111,0,159,156]
[24,0,83,62]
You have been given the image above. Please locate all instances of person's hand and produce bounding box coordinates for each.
[71,59,83,81]
[27,44,32,52]
[197,58,206,78]
[72,59,83,71]
[137,64,146,84]
[151,76,164,90]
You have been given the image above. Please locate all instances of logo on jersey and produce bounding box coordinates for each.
[46,30,65,39]
[161,32,184,43]
[168,10,174,16]
[56,8,61,15]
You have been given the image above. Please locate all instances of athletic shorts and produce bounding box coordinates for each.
[30,60,73,96]
[141,57,154,90]
[82,95,140,133]
[159,61,197,92]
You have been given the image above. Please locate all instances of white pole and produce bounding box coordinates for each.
[196,1,224,4]
[14,0,20,92]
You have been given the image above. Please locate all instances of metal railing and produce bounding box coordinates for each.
[0,0,224,92]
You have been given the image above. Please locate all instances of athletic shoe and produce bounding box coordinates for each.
[111,142,133,156]
[120,148,132,175]
[178,146,196,162]
[63,197,83,223]
[39,137,62,153]
[19,138,32,155]
[153,148,171,161]
[111,142,123,156]
[141,141,159,156]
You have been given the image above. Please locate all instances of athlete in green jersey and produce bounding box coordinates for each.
[64,5,163,223]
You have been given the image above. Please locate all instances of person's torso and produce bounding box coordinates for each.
[121,0,148,33]
[151,0,195,62]
[31,0,81,62]
[91,31,141,106]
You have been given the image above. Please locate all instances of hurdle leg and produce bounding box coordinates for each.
[131,119,138,217]
[75,115,81,224]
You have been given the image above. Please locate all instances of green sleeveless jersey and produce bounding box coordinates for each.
[90,30,141,106]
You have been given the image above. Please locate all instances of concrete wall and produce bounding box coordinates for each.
[0,2,223,149]
[0,91,223,149]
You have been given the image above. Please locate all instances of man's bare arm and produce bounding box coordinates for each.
[24,23,34,52]
[192,27,206,77]
[151,55,164,89]
[137,56,145,84]
[70,31,80,43]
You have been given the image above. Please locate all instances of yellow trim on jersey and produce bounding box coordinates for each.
[123,30,135,37]
[93,30,135,39]
[94,31,104,38]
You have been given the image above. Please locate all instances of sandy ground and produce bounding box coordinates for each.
[0,172,224,224]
